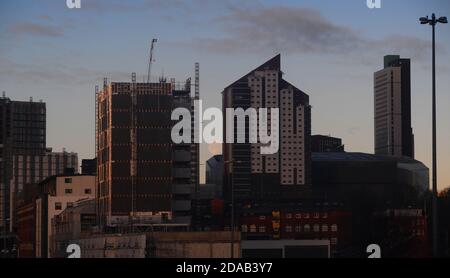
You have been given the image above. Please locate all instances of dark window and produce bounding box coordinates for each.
[85,189,92,194]
[55,202,62,210]
[65,188,73,194]
[65,178,72,183]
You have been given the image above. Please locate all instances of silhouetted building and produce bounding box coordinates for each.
[206,155,223,198]
[81,158,96,175]
[372,209,429,258]
[222,54,312,205]
[191,183,224,231]
[96,78,173,227]
[1,96,46,234]
[311,135,344,153]
[312,152,429,257]
[374,55,414,158]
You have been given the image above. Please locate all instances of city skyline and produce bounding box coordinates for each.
[1,0,450,190]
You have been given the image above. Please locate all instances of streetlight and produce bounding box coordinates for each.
[419,13,447,258]
[224,159,243,258]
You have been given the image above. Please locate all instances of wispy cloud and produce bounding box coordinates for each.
[182,5,440,62]
[0,57,130,86]
[38,14,53,22]
[8,22,63,37]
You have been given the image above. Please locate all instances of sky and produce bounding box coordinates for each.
[0,0,450,190]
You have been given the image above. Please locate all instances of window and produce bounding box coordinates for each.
[250,225,257,233]
[241,225,248,233]
[286,213,293,219]
[259,226,266,233]
[304,213,310,219]
[313,213,320,219]
[331,224,338,232]
[295,213,302,219]
[85,189,92,194]
[295,225,302,233]
[259,216,266,221]
[285,225,293,233]
[322,225,329,232]
[313,224,320,232]
[55,202,62,210]
[64,178,72,183]
[322,213,328,219]
[65,188,73,194]
[331,238,338,245]
[304,224,311,233]
[67,202,74,208]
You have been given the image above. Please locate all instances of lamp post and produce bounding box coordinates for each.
[224,159,242,258]
[419,13,448,257]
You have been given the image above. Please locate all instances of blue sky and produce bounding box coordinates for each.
[1,0,450,189]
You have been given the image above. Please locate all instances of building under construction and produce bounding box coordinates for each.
[96,70,199,229]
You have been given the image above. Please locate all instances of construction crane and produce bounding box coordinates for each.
[147,38,158,83]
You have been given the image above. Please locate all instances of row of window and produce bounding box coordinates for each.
[242,224,338,233]
[64,188,92,195]
[286,213,328,219]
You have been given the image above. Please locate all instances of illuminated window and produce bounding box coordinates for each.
[313,224,320,232]
[286,225,293,233]
[331,224,338,232]
[259,226,266,233]
[241,225,248,233]
[304,225,311,233]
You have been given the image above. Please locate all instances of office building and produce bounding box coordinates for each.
[205,154,223,198]
[374,55,414,158]
[51,199,96,258]
[312,152,429,257]
[16,174,95,258]
[9,149,78,233]
[222,54,312,203]
[311,135,344,153]
[1,96,46,233]
[81,158,96,175]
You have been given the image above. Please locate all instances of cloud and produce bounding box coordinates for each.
[39,15,53,22]
[8,22,63,37]
[0,57,130,86]
[183,5,438,61]
[82,0,190,13]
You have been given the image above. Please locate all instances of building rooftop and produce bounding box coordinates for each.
[312,152,424,165]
